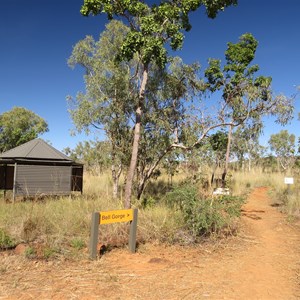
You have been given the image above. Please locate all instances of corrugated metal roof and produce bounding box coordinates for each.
[0,139,72,161]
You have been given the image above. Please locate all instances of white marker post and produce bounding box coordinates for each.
[284,177,294,195]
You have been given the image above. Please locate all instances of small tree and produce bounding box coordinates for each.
[268,130,296,171]
[0,107,48,152]
[231,125,264,172]
[203,33,294,184]
[63,140,111,175]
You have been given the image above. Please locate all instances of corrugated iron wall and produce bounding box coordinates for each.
[15,165,72,196]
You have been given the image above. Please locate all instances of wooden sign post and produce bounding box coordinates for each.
[89,208,138,260]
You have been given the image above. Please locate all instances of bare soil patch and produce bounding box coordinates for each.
[0,187,299,299]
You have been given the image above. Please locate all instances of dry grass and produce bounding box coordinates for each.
[0,172,124,257]
[231,168,300,217]
[231,168,281,194]
[138,205,185,244]
[0,167,299,260]
[0,172,185,258]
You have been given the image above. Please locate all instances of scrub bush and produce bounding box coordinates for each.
[0,228,16,249]
[166,184,244,236]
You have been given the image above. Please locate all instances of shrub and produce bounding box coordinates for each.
[165,184,244,237]
[0,228,16,249]
[164,184,198,210]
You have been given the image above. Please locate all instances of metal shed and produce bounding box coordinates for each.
[0,139,83,201]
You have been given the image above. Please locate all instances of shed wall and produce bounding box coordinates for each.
[15,165,71,196]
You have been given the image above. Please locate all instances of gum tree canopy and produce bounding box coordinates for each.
[80,0,238,208]
[269,130,296,171]
[68,20,132,200]
[203,33,294,184]
[0,107,48,152]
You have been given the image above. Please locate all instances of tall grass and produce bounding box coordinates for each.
[0,172,122,257]
[0,167,299,260]
[231,168,284,194]
[0,172,185,258]
[231,168,300,216]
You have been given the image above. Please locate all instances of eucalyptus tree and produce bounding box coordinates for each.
[231,125,265,172]
[80,0,238,207]
[68,20,133,199]
[0,107,48,152]
[203,33,294,184]
[68,19,201,201]
[135,57,202,199]
[63,140,111,175]
[268,130,296,171]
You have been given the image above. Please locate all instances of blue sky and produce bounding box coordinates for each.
[0,0,299,151]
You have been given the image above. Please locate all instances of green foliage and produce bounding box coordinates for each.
[200,33,294,184]
[68,20,134,200]
[204,33,294,128]
[261,155,278,172]
[231,124,265,170]
[165,183,197,209]
[166,184,244,236]
[68,21,132,145]
[268,130,296,170]
[209,130,228,158]
[78,0,237,206]
[225,33,258,74]
[63,140,111,174]
[81,0,237,67]
[204,58,223,91]
[269,130,296,157]
[0,228,15,249]
[0,107,48,152]
[135,57,203,199]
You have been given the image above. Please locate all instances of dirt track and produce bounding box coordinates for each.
[0,187,299,299]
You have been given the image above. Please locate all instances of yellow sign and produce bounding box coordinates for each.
[99,209,133,225]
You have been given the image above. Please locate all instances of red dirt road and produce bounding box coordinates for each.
[0,187,299,299]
